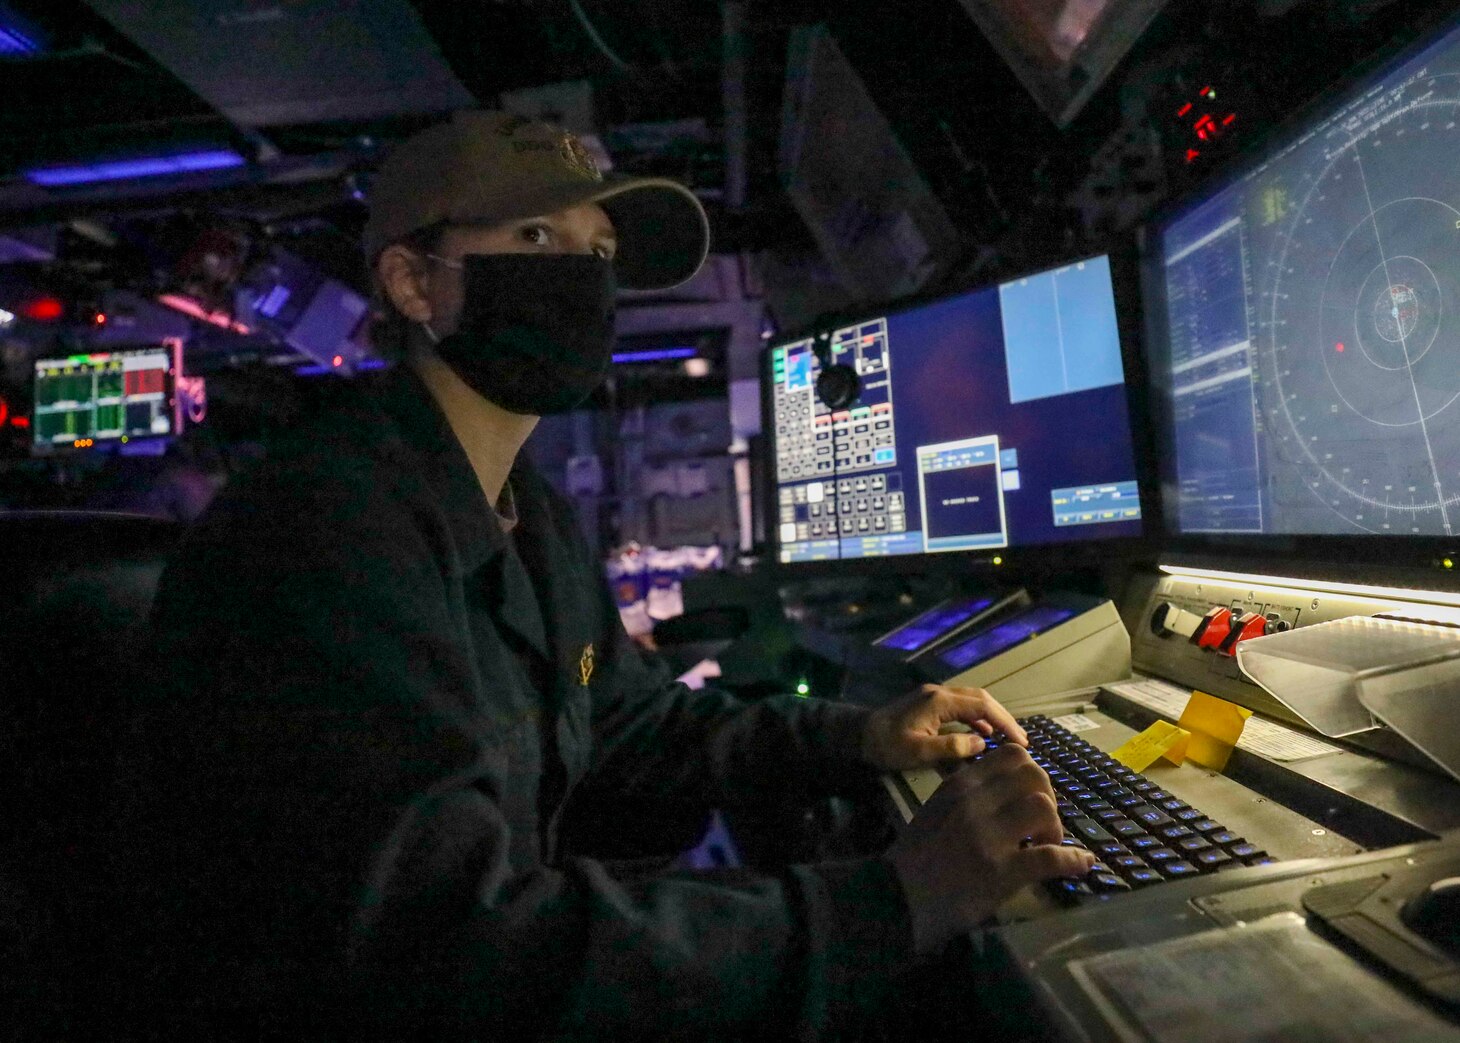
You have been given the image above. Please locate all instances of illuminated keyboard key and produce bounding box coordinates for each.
[1090,872,1130,892]
[1129,805,1174,829]
[1068,818,1113,844]
[1126,867,1162,886]
[1194,849,1234,870]
[1052,878,1093,901]
[1161,860,1200,878]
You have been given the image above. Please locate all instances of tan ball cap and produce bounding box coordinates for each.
[363,110,710,290]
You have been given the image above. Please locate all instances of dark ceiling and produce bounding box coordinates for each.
[0,0,1444,323]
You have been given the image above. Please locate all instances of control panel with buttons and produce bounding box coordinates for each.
[1126,570,1456,734]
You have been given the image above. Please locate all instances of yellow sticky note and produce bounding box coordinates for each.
[1175,690,1252,770]
[1110,720,1191,772]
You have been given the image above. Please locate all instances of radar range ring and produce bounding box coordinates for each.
[1262,74,1460,535]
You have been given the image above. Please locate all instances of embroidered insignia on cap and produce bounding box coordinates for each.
[560,133,602,181]
[579,643,595,686]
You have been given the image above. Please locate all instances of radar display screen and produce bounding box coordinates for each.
[1152,15,1460,537]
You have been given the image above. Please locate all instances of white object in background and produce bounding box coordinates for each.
[676,658,723,691]
[1237,615,1460,780]
[646,547,687,620]
[565,454,604,496]
[1052,713,1101,733]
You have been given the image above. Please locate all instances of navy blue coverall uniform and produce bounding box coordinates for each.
[116,365,914,1038]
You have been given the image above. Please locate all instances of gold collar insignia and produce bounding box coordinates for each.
[579,644,595,686]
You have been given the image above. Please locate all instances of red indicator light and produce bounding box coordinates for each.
[1185,148,1202,163]
[1200,86,1213,97]
[331,354,343,367]
[1336,342,1345,353]
[11,416,28,429]
[1177,102,1193,118]
[94,312,107,325]
[22,297,64,321]
[1222,113,1236,126]
[0,398,8,425]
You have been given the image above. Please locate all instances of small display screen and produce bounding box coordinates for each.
[33,346,173,450]
[875,595,996,653]
[937,602,1079,671]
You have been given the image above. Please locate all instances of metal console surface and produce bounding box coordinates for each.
[978,833,1460,1042]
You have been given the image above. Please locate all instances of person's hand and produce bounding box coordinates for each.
[883,744,1094,954]
[860,683,1028,772]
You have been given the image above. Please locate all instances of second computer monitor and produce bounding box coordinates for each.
[769,253,1143,564]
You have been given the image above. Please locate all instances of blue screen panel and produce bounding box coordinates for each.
[874,595,996,653]
[937,603,1078,672]
[769,252,1143,563]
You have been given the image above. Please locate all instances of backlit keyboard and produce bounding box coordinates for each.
[958,715,1279,904]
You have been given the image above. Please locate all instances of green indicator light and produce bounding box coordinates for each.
[795,680,810,697]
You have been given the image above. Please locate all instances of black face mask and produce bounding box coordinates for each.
[426,253,616,416]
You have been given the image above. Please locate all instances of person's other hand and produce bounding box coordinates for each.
[860,684,1028,772]
[883,744,1094,953]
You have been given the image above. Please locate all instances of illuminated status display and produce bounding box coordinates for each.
[33,347,172,448]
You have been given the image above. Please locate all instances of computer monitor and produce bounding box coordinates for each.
[1146,11,1460,548]
[32,343,178,453]
[766,253,1144,566]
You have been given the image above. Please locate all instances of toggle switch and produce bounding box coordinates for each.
[1217,611,1268,656]
[1150,601,1202,638]
[1192,606,1234,650]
